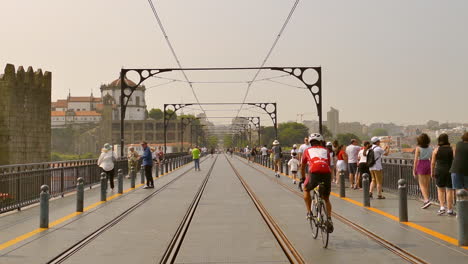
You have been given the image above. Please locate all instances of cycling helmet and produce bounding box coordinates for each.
[309,133,324,142]
[326,141,332,147]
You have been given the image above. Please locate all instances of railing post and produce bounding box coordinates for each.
[362,173,370,207]
[398,179,408,222]
[76,177,84,212]
[39,185,49,228]
[285,159,289,175]
[457,189,468,246]
[100,173,107,202]
[165,160,169,174]
[117,169,123,194]
[155,163,159,178]
[140,164,145,184]
[340,171,346,198]
[60,168,65,197]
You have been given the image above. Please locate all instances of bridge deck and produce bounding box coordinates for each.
[0,155,466,263]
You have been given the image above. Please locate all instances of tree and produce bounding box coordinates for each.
[223,135,233,148]
[164,109,177,120]
[278,122,309,146]
[207,135,218,148]
[322,125,333,140]
[336,133,361,146]
[260,126,276,146]
[371,128,388,137]
[148,108,163,120]
[401,143,411,148]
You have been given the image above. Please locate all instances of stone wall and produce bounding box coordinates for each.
[0,64,51,165]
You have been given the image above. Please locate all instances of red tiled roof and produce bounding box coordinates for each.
[52,100,68,108]
[75,111,101,116]
[51,111,65,117]
[109,78,137,87]
[68,96,102,102]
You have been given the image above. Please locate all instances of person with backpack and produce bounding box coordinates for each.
[97,143,118,190]
[357,141,372,189]
[368,137,390,199]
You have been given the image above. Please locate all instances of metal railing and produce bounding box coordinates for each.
[0,152,188,214]
[237,152,439,202]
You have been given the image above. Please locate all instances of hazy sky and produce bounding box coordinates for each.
[1,0,467,127]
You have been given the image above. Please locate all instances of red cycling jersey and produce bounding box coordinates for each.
[301,145,331,174]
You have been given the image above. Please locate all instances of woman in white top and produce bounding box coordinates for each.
[97,143,118,190]
[356,141,371,189]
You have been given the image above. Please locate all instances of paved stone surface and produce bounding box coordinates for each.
[175,155,289,263]
[233,156,468,263]
[0,159,204,264]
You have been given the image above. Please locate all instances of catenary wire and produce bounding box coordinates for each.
[235,0,301,117]
[146,0,207,116]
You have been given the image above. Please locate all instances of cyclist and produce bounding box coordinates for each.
[300,133,334,233]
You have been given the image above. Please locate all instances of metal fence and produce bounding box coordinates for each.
[240,153,439,202]
[0,152,188,214]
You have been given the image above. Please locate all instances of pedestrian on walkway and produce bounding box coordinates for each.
[210,148,215,158]
[413,133,433,209]
[346,139,361,189]
[127,146,139,179]
[357,141,372,189]
[192,145,201,171]
[326,142,336,183]
[245,145,251,163]
[297,137,310,161]
[251,146,258,162]
[97,143,118,190]
[261,145,268,163]
[450,132,468,190]
[291,144,298,156]
[431,133,456,216]
[336,145,348,185]
[140,141,154,189]
[272,140,283,178]
[288,152,300,184]
[369,137,390,199]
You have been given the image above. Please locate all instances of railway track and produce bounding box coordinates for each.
[46,157,213,264]
[235,155,429,264]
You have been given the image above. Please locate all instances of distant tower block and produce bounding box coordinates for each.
[327,107,339,136]
[0,64,51,165]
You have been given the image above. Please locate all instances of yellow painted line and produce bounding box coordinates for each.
[0,162,190,251]
[0,228,47,250]
[249,158,467,250]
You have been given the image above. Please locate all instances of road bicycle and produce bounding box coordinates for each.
[308,182,330,248]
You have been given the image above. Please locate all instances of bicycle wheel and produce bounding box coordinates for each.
[309,192,319,239]
[318,202,329,248]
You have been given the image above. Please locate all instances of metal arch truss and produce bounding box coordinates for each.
[119,67,321,157]
[180,116,199,151]
[163,103,275,152]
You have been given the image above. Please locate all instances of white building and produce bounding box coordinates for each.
[100,78,147,120]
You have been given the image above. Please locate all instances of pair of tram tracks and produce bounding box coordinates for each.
[163,154,305,264]
[236,156,429,264]
[46,157,215,264]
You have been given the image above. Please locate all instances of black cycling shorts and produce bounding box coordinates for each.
[304,172,331,197]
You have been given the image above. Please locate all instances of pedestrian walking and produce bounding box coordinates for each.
[245,145,251,162]
[450,132,468,190]
[413,133,433,208]
[326,142,336,183]
[140,141,154,189]
[346,139,361,189]
[369,137,390,199]
[127,146,139,179]
[261,145,268,163]
[210,148,215,158]
[357,141,372,189]
[192,146,201,171]
[291,144,298,156]
[336,145,348,185]
[251,146,258,162]
[97,143,118,190]
[288,152,300,184]
[272,140,283,177]
[431,133,455,216]
[297,137,310,161]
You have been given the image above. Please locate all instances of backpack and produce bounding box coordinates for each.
[366,147,378,168]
